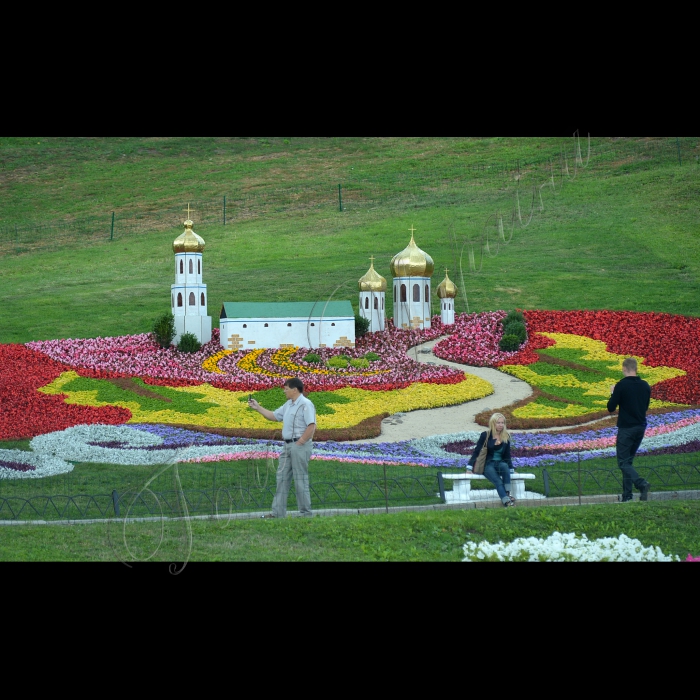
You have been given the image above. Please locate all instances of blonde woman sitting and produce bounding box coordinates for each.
[467,412,516,507]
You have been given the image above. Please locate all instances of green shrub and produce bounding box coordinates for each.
[499,334,522,352]
[500,310,525,329]
[364,352,380,362]
[350,358,370,368]
[177,332,201,353]
[303,353,322,364]
[152,312,176,349]
[355,314,370,338]
[503,321,527,343]
[327,356,349,369]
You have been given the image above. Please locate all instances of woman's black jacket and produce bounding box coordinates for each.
[467,431,515,470]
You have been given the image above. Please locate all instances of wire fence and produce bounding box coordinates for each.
[2,136,698,256]
[2,451,699,522]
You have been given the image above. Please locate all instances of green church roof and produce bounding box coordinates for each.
[220,301,354,319]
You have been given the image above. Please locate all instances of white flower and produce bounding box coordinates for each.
[462,532,679,562]
[0,449,74,480]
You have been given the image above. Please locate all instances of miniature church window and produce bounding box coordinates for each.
[177,293,183,307]
[180,260,184,274]
[400,284,407,303]
[413,284,420,302]
[198,259,201,274]
[310,323,315,326]
[331,323,336,326]
[189,292,195,305]
[425,285,430,302]
[201,293,205,306]
[374,297,378,309]
[394,286,397,303]
[365,297,369,309]
[287,323,292,327]
[264,323,269,327]
[382,298,384,309]
[189,259,193,274]
[243,324,247,328]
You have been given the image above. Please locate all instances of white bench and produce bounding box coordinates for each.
[439,472,542,504]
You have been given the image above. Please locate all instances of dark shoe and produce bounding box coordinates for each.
[639,482,651,502]
[618,495,633,503]
[260,513,276,519]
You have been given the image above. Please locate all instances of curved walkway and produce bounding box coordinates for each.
[351,337,533,443]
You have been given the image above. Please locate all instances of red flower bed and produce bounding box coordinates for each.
[519,311,700,405]
[0,344,131,440]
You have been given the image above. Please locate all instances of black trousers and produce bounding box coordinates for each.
[616,425,646,501]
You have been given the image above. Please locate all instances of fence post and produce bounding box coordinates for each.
[383,463,389,514]
[112,490,120,517]
[676,137,682,166]
[437,471,446,503]
[110,212,115,241]
[223,196,226,225]
[338,184,342,212]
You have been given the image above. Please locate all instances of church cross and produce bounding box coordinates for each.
[408,225,416,236]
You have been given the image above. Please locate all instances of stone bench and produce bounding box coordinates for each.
[437,472,541,504]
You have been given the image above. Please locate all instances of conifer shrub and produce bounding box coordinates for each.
[152,312,176,349]
[177,332,201,353]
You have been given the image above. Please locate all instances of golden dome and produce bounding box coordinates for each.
[173,219,205,253]
[358,258,387,292]
[390,230,434,278]
[437,270,457,298]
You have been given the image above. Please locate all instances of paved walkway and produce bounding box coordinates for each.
[350,337,533,443]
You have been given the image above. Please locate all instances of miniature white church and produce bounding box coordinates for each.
[170,211,212,345]
[390,226,435,330]
[358,256,387,332]
[437,269,457,325]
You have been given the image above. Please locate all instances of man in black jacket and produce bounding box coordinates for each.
[607,357,652,502]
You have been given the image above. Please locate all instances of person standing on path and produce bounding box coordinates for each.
[248,378,316,519]
[607,357,652,503]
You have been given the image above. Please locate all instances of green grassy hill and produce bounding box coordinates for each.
[1,136,698,344]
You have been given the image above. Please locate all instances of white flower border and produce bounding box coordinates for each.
[0,449,74,480]
[462,532,679,562]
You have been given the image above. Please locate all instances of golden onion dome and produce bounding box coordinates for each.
[358,258,387,292]
[173,219,205,253]
[390,231,434,278]
[437,270,457,298]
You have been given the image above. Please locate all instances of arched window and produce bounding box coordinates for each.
[373,297,378,310]
[310,323,315,327]
[198,259,201,274]
[394,286,397,303]
[179,260,183,274]
[413,284,420,302]
[177,293,183,307]
[331,323,336,326]
[287,323,292,327]
[364,297,369,309]
[189,259,193,274]
[243,324,247,328]
[201,293,205,306]
[400,284,407,303]
[189,292,195,305]
[382,298,384,309]
[264,323,269,327]
[425,285,430,302]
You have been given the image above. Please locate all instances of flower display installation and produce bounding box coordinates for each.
[462,532,679,562]
[0,344,131,441]
[36,371,492,432]
[0,448,74,480]
[498,333,684,421]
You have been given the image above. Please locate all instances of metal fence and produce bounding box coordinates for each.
[2,451,700,522]
[2,136,698,256]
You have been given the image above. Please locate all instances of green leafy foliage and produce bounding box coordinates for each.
[355,314,370,338]
[499,334,522,352]
[501,310,525,329]
[503,320,527,343]
[152,312,176,349]
[364,352,380,362]
[327,357,349,369]
[303,353,322,364]
[177,332,202,353]
[350,358,370,368]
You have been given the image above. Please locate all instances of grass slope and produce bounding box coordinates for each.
[1,137,699,344]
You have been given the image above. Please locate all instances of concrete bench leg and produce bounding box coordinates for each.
[510,480,526,500]
[453,480,471,501]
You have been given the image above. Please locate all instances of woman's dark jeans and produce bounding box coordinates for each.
[483,460,511,501]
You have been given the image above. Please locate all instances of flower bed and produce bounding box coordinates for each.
[462,532,679,562]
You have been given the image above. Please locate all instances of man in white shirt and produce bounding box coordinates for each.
[248,377,316,518]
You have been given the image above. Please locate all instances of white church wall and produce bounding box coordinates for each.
[392,277,431,330]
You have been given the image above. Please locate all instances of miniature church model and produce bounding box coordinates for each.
[171,210,212,345]
[436,269,457,325]
[390,226,434,330]
[358,256,387,332]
